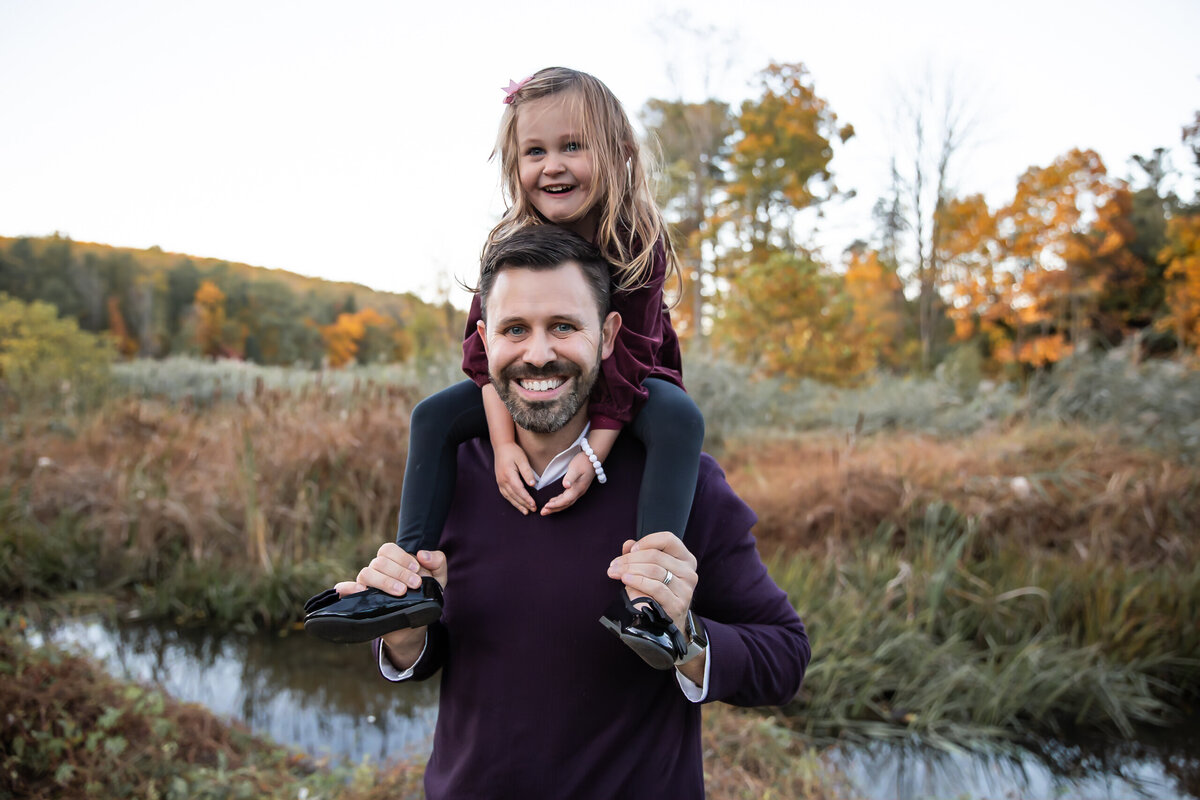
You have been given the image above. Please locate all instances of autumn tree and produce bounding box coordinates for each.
[1160,213,1200,353]
[193,279,229,358]
[727,62,853,253]
[843,248,910,371]
[319,308,389,368]
[721,250,874,383]
[995,149,1148,365]
[642,98,734,339]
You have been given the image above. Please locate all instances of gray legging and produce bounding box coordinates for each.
[395,377,705,554]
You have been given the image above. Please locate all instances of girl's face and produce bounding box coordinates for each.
[515,92,600,240]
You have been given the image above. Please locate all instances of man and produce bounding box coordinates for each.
[326,226,808,798]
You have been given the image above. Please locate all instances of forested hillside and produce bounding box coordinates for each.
[0,235,463,368]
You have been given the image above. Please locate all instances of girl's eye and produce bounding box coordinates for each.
[565,141,581,152]
[526,147,545,157]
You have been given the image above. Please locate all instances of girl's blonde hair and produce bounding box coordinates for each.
[485,66,679,293]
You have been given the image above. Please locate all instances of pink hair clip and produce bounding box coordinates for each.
[502,76,532,105]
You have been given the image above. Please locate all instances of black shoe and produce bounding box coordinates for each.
[599,591,687,670]
[303,578,444,644]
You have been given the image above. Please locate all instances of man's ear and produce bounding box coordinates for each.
[600,311,621,360]
[477,319,488,357]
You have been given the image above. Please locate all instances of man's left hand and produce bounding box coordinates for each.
[606,531,698,637]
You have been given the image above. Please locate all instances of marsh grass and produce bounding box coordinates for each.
[2,385,418,628]
[772,511,1200,746]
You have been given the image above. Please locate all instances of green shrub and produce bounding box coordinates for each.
[0,293,115,418]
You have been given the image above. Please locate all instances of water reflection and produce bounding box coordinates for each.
[829,730,1200,800]
[28,615,438,764]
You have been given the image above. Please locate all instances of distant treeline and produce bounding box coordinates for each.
[0,235,464,367]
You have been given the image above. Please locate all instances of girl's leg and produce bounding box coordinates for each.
[396,380,488,554]
[628,378,705,541]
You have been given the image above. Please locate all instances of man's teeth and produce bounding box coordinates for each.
[520,378,563,392]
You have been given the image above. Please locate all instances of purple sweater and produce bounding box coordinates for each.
[378,435,810,799]
[462,238,684,430]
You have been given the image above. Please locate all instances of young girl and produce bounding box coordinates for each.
[309,67,705,663]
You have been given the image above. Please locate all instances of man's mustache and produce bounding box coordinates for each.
[499,361,581,382]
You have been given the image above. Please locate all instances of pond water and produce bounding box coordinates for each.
[27,615,1200,800]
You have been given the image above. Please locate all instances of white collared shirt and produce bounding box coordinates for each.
[380,423,711,701]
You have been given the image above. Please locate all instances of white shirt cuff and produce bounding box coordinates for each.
[378,633,429,681]
[674,637,711,702]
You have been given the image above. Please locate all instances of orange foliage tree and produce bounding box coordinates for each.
[944,149,1150,369]
[106,296,139,357]
[319,308,389,368]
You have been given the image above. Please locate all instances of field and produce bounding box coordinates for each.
[2,352,1199,798]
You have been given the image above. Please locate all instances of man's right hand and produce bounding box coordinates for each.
[334,543,447,670]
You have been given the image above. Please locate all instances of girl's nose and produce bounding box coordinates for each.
[542,155,566,175]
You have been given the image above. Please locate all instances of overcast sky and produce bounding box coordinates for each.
[2,0,1197,307]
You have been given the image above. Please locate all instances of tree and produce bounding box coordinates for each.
[843,249,910,371]
[193,280,229,358]
[720,250,867,383]
[0,293,115,413]
[727,62,853,253]
[641,98,734,340]
[1160,213,1200,353]
[885,78,976,371]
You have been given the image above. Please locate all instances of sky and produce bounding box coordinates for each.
[2,0,1198,308]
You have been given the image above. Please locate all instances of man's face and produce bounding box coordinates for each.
[479,261,618,434]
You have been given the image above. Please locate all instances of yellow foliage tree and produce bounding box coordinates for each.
[720,250,869,384]
[194,280,228,358]
[1160,213,1200,353]
[844,250,907,371]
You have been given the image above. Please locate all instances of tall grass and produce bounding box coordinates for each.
[772,507,1200,745]
[2,386,419,628]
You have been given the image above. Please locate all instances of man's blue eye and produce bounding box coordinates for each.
[554,323,575,333]
[506,325,527,336]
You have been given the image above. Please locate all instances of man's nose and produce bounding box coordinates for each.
[522,329,556,366]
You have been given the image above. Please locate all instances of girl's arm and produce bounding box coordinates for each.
[464,293,538,514]
[540,427,619,515]
[483,383,537,514]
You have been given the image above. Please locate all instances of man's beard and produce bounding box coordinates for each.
[492,354,600,434]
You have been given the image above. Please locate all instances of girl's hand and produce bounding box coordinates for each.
[542,451,596,515]
[494,441,537,514]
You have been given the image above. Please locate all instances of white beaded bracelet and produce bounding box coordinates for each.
[580,438,607,484]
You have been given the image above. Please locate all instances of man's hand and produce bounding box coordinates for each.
[606,531,704,680]
[335,543,447,670]
[606,531,697,629]
[493,441,538,515]
[541,450,596,515]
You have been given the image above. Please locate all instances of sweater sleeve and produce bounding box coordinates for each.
[461,293,489,388]
[689,458,810,707]
[588,240,675,430]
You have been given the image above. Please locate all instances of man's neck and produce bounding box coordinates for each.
[515,408,589,475]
